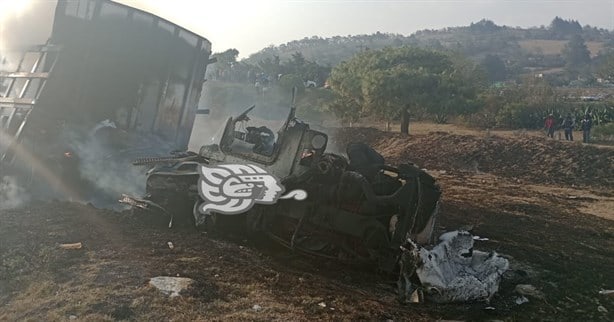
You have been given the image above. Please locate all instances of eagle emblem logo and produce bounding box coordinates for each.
[197,164,307,215]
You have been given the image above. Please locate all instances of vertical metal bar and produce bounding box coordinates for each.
[5,107,34,163]
[36,51,47,73]
[2,52,27,97]
[86,0,92,19]
[151,17,171,134]
[4,106,17,131]
[34,47,59,100]
[1,79,12,97]
[93,0,102,19]
[0,108,6,128]
[18,51,43,99]
[174,41,201,147]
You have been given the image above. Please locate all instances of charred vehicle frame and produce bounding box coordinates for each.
[124,91,442,275]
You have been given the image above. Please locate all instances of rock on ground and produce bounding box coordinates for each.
[149,276,195,297]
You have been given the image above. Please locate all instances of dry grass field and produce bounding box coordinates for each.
[519,39,604,57]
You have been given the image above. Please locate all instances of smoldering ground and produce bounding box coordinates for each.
[0,175,29,210]
[60,123,176,210]
[0,123,177,211]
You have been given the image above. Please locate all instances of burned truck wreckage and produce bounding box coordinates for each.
[1,0,212,203]
[124,100,442,267]
[2,0,509,304]
[123,98,508,303]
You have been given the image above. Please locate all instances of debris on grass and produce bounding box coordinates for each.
[515,296,529,305]
[472,235,489,241]
[149,276,195,298]
[406,231,509,303]
[515,284,545,300]
[59,242,82,250]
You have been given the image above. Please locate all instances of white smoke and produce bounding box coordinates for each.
[63,131,141,209]
[0,175,29,209]
[75,137,147,208]
[61,120,177,210]
[0,0,54,71]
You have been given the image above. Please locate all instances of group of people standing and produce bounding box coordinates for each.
[544,113,593,143]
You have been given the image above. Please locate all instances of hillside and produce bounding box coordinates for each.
[519,39,604,57]
[244,18,612,76]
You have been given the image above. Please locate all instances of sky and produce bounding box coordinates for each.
[1,0,614,58]
[117,0,614,57]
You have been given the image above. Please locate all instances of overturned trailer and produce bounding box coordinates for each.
[0,0,212,199]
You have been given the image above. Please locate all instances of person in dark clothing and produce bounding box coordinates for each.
[581,113,593,143]
[544,114,555,138]
[561,114,575,141]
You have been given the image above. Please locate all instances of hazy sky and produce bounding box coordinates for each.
[116,0,614,57]
[2,0,614,58]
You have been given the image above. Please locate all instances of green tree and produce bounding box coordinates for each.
[287,52,306,73]
[278,74,305,94]
[494,76,557,129]
[596,52,614,81]
[215,48,239,63]
[550,17,582,39]
[258,55,282,78]
[562,34,591,77]
[210,48,240,81]
[328,46,480,133]
[481,54,507,82]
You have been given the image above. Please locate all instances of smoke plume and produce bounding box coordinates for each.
[0,0,55,70]
[0,175,29,209]
[62,123,175,210]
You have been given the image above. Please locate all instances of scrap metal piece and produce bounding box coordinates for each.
[400,231,509,303]
[119,194,174,228]
[59,242,82,250]
[132,153,201,166]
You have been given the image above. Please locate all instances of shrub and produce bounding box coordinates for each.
[457,113,498,129]
[593,123,614,142]
[278,74,305,95]
[495,103,543,129]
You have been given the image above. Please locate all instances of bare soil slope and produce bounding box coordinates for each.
[334,127,614,188]
[1,127,613,321]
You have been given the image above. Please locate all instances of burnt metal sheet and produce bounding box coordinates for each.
[0,98,37,105]
[0,72,50,79]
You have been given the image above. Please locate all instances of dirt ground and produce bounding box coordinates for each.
[1,125,613,321]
